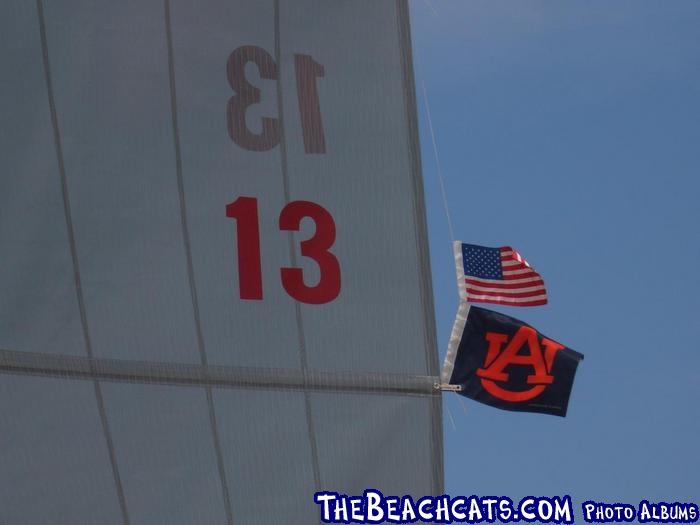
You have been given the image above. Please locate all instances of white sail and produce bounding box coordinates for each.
[0,1,442,522]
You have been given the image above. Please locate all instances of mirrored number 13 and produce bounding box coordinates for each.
[226,46,326,154]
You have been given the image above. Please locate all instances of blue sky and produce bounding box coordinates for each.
[410,0,700,506]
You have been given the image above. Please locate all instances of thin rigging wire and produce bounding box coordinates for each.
[417,57,455,244]
[456,394,469,416]
[445,402,457,431]
[414,5,473,424]
[422,0,438,17]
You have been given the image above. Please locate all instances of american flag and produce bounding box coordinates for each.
[455,242,548,307]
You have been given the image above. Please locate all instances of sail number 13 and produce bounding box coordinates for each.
[226,197,341,304]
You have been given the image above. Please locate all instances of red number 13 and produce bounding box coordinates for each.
[226,197,341,304]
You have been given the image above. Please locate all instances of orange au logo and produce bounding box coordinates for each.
[476,326,565,403]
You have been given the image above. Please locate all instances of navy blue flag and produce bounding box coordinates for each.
[442,306,583,417]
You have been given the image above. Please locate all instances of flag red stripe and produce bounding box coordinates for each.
[465,287,547,299]
[466,282,545,293]
[465,277,544,289]
[502,269,539,280]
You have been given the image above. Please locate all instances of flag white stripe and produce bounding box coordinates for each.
[466,293,548,303]
[501,260,522,267]
[502,268,537,276]
[466,283,545,294]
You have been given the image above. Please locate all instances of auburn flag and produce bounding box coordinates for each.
[442,305,583,417]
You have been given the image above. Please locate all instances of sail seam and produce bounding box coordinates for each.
[35,1,131,523]
[273,0,324,501]
[163,2,235,523]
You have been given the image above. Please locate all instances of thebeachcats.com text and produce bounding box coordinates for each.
[313,490,698,524]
